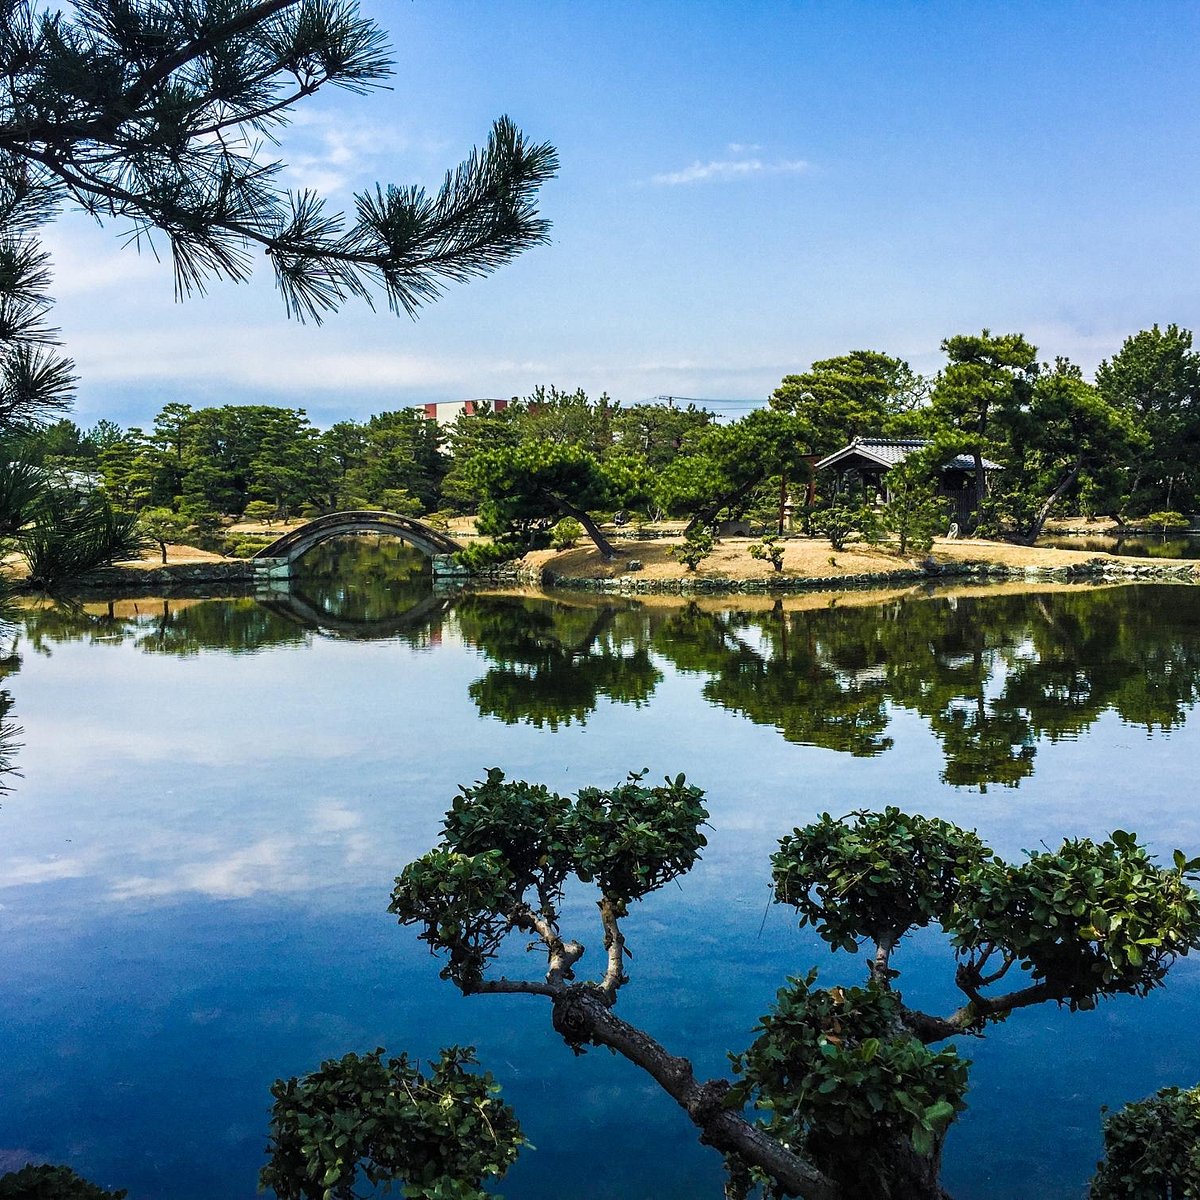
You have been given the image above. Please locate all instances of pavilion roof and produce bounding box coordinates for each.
[815,436,1003,473]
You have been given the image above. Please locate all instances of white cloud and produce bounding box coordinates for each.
[280,111,451,196]
[652,156,809,186]
[725,142,762,154]
[40,226,165,297]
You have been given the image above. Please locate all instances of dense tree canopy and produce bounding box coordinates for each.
[770,350,927,455]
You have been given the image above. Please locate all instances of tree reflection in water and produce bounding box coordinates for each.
[12,551,1200,791]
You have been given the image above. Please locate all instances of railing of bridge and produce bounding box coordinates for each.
[251,510,463,559]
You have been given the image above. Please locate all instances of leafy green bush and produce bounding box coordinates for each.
[261,1047,523,1200]
[748,534,786,572]
[1141,510,1190,533]
[550,517,584,549]
[814,500,875,550]
[241,499,277,525]
[1090,1085,1200,1199]
[226,537,272,559]
[0,1164,126,1199]
[670,527,715,570]
[454,538,522,572]
[880,464,948,554]
[730,972,968,1187]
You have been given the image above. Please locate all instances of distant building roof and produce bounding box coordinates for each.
[815,437,1003,473]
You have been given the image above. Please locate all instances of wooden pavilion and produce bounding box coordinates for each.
[815,437,1003,528]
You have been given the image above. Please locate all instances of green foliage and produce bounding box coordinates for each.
[670,527,714,570]
[610,401,716,468]
[566,771,708,900]
[770,350,929,454]
[2,4,557,330]
[466,440,646,556]
[1096,324,1200,515]
[773,810,1200,1019]
[1090,1085,1200,1200]
[730,973,969,1181]
[0,1165,126,1199]
[454,538,522,572]
[549,517,584,549]
[954,832,1200,1009]
[19,490,146,587]
[0,456,47,536]
[773,809,988,949]
[261,1046,524,1200]
[656,408,812,532]
[389,769,707,986]
[226,536,272,559]
[749,534,786,572]
[813,500,873,551]
[241,499,277,525]
[136,506,190,562]
[1140,510,1189,532]
[879,459,946,554]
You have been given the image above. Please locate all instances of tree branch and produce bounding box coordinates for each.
[551,985,838,1200]
[597,896,628,1001]
[868,931,898,987]
[470,977,561,998]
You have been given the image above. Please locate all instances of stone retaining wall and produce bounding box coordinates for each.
[44,553,1200,596]
[536,557,1199,596]
[61,560,259,590]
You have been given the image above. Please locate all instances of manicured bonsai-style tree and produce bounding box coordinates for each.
[263,771,1200,1200]
[671,526,716,570]
[137,506,191,562]
[749,533,786,572]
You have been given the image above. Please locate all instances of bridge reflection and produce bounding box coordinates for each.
[259,585,458,640]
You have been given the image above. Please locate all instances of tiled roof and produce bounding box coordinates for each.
[816,436,1003,473]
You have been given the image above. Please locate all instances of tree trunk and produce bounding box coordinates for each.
[971,449,986,532]
[1021,457,1085,545]
[546,493,617,558]
[685,475,763,537]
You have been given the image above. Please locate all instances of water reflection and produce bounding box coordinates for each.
[1039,532,1200,559]
[452,585,1200,790]
[13,542,1200,790]
[6,544,1200,1200]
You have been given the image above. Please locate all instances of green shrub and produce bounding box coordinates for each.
[670,527,715,571]
[749,534,786,572]
[550,517,584,549]
[0,1164,126,1199]
[1090,1084,1200,1199]
[814,500,876,551]
[1141,510,1190,533]
[454,538,521,571]
[225,535,273,559]
[241,499,277,525]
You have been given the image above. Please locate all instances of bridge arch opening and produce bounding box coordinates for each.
[252,510,465,575]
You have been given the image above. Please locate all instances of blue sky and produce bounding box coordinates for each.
[47,1,1200,429]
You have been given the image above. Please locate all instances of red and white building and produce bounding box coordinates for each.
[419,398,510,426]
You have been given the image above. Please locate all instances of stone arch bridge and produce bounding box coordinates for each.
[252,510,466,579]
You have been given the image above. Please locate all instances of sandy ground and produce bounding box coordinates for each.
[116,544,228,566]
[521,532,1199,583]
[16,513,1190,584]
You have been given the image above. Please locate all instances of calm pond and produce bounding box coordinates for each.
[3,538,1200,1200]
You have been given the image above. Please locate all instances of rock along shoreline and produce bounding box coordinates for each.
[480,555,1200,596]
[43,550,1200,595]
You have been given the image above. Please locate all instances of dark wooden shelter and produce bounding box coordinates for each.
[815,437,1002,528]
